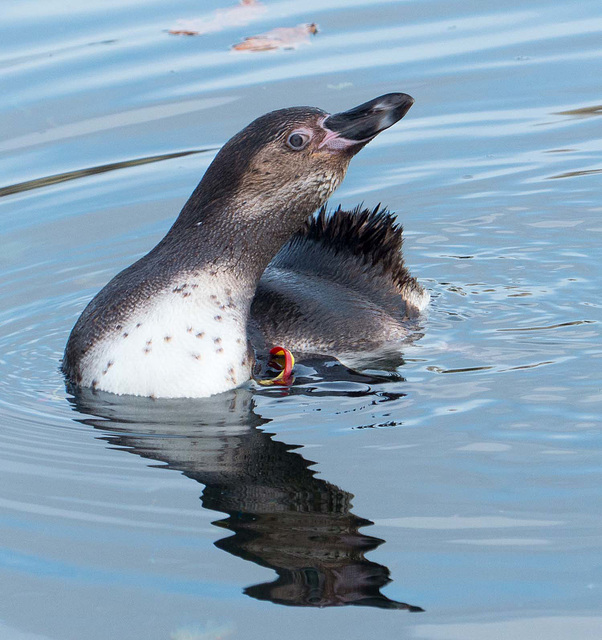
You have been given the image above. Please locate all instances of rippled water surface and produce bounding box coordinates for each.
[2,0,602,638]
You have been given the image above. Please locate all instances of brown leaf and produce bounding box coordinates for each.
[169,0,265,37]
[232,23,318,52]
[168,29,201,36]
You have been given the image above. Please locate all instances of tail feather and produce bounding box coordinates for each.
[277,204,417,293]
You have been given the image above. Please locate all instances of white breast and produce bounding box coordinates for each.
[79,278,252,398]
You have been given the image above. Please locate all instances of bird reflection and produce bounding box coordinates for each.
[69,385,422,611]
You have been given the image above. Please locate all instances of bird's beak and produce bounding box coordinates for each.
[319,93,414,152]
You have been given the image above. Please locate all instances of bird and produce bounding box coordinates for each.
[62,93,429,398]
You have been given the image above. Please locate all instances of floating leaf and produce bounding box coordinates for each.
[232,23,318,52]
[169,0,266,36]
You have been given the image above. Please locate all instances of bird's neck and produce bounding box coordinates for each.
[163,191,319,290]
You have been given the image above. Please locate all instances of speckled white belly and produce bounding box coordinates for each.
[79,280,253,398]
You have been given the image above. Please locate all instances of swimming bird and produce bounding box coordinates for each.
[62,93,429,398]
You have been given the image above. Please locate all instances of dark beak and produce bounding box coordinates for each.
[321,93,414,150]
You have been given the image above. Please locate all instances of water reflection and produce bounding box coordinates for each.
[0,148,214,197]
[68,387,422,611]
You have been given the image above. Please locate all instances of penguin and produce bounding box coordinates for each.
[62,93,428,398]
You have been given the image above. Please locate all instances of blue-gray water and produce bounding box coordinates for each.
[1,0,601,638]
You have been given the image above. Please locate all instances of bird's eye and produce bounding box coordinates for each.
[286,131,310,150]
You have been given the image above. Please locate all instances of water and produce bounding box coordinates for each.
[1,0,601,638]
